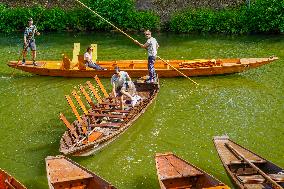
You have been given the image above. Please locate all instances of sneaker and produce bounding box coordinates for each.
[131,98,138,107]
[21,59,26,65]
[33,61,38,66]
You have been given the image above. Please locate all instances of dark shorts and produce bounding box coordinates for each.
[24,40,36,51]
[115,83,128,97]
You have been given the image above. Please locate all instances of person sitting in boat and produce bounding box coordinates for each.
[84,46,106,70]
[111,67,137,109]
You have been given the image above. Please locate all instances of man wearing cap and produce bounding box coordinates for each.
[111,67,136,110]
[134,30,159,82]
[22,18,40,66]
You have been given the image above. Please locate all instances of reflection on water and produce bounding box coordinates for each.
[0,32,283,188]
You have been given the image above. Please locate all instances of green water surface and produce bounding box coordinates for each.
[0,32,283,188]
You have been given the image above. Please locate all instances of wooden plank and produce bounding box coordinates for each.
[90,123,122,128]
[59,113,79,138]
[82,132,103,144]
[72,90,88,115]
[80,85,95,109]
[88,113,125,119]
[94,75,109,98]
[86,81,102,103]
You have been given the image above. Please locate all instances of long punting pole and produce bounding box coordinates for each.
[74,0,199,85]
[225,143,283,189]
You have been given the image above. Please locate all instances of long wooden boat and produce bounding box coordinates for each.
[45,155,116,189]
[155,152,230,189]
[0,169,27,189]
[59,76,159,156]
[7,56,278,78]
[213,136,284,189]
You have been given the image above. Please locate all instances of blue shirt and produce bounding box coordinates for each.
[24,25,38,41]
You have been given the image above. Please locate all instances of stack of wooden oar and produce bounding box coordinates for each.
[60,75,128,148]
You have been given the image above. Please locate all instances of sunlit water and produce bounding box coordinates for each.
[0,32,283,188]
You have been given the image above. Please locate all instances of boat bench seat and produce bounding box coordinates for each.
[91,108,130,114]
[237,174,284,184]
[229,159,267,165]
[87,113,126,119]
[90,123,122,128]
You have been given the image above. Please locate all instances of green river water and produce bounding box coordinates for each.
[0,32,283,188]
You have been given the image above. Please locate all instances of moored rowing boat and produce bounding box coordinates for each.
[59,76,159,156]
[7,57,279,77]
[155,152,230,189]
[45,155,116,189]
[213,136,284,189]
[0,169,27,189]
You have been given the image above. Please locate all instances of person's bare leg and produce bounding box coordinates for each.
[121,90,134,100]
[22,50,27,64]
[120,96,124,110]
[32,50,36,61]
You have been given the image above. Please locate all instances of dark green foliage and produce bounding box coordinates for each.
[0,0,160,33]
[169,0,284,34]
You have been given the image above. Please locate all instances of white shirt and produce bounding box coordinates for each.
[146,37,159,57]
[84,52,92,62]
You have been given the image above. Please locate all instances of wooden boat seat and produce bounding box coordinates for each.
[90,123,122,128]
[77,55,86,70]
[87,113,125,119]
[229,159,267,165]
[61,54,71,70]
[237,174,284,184]
[82,131,103,144]
[91,108,130,114]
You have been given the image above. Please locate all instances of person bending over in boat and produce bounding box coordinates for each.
[134,30,159,83]
[84,46,107,70]
[22,18,40,66]
[111,67,137,110]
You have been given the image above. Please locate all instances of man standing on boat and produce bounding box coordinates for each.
[22,18,40,66]
[84,46,107,70]
[134,30,159,83]
[111,67,136,110]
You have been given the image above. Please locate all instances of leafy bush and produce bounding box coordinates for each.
[0,0,160,33]
[169,0,283,34]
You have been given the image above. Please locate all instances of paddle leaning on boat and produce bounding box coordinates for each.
[59,75,159,156]
[213,136,284,189]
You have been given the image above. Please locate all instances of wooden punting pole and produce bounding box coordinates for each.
[86,81,102,103]
[225,143,283,189]
[94,75,109,98]
[80,85,96,109]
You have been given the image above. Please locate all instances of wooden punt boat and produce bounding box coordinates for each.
[45,155,116,189]
[155,152,230,189]
[7,56,278,78]
[213,136,284,189]
[0,169,27,189]
[59,76,159,156]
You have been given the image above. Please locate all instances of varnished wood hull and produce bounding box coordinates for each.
[0,169,27,189]
[45,155,116,189]
[213,136,284,189]
[155,152,230,189]
[60,78,159,156]
[7,57,278,77]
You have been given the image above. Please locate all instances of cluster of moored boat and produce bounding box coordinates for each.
[3,45,282,189]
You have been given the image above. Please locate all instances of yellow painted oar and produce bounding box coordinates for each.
[74,0,199,85]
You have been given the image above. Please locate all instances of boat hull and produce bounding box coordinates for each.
[60,78,159,156]
[213,136,284,189]
[45,155,116,189]
[0,169,27,189]
[155,152,230,189]
[7,57,278,77]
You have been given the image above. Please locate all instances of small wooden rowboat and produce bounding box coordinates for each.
[213,136,284,189]
[45,155,116,189]
[155,152,230,189]
[0,169,27,189]
[59,76,159,156]
[7,56,278,78]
